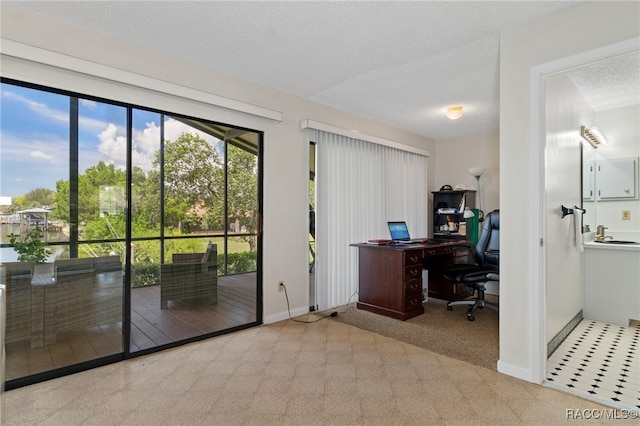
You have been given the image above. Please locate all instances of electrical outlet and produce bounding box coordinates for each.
[622,210,631,220]
[278,281,284,292]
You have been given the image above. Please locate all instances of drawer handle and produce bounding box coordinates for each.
[408,298,420,306]
[409,283,419,291]
[409,269,418,276]
[409,256,419,263]
[427,249,436,255]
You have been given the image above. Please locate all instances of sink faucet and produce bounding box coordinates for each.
[595,225,613,242]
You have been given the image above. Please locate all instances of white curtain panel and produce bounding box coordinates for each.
[315,130,427,310]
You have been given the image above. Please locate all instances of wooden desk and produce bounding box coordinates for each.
[351,241,471,320]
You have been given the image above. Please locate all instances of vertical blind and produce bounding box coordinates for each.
[315,130,428,310]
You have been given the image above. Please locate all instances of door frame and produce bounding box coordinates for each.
[529,38,640,383]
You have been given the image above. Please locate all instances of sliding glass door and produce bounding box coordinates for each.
[129,114,262,354]
[0,79,262,388]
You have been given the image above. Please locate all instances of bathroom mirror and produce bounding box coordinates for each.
[582,151,639,232]
[574,52,640,233]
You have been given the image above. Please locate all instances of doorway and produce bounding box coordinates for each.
[538,45,640,411]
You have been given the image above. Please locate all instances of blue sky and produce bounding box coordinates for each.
[0,83,220,200]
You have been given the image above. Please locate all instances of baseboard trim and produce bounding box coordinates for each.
[547,310,582,357]
[264,306,309,324]
[497,360,538,383]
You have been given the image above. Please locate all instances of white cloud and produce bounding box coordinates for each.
[96,123,127,170]
[30,150,55,162]
[79,114,121,134]
[131,121,161,171]
[80,99,98,109]
[2,89,69,125]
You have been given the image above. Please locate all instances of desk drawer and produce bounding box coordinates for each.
[404,250,422,266]
[403,293,423,311]
[404,278,422,296]
[404,264,422,281]
[424,245,457,257]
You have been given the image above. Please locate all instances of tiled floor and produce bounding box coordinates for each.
[546,319,640,413]
[2,315,620,425]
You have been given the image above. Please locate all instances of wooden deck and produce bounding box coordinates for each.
[130,273,257,351]
[5,273,257,382]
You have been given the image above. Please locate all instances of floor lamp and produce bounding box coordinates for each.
[468,167,485,213]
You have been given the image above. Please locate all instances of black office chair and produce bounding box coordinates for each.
[444,209,499,321]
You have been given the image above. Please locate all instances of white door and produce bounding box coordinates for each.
[544,73,592,346]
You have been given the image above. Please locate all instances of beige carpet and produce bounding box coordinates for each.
[331,296,499,370]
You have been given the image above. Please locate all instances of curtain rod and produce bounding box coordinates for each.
[301,119,430,157]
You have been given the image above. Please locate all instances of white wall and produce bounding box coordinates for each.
[433,128,500,214]
[0,4,435,323]
[499,1,640,382]
[583,105,640,234]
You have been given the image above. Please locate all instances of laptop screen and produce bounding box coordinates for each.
[388,221,411,240]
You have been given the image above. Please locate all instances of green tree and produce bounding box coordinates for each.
[162,133,223,204]
[82,162,127,223]
[23,188,55,209]
[6,196,25,214]
[161,133,258,251]
[225,144,258,250]
[161,133,223,231]
[54,180,69,222]
[131,166,159,229]
[55,161,128,224]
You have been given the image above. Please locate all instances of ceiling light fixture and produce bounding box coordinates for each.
[446,106,463,120]
[580,125,608,148]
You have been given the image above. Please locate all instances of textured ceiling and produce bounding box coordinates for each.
[566,53,640,112]
[6,1,638,140]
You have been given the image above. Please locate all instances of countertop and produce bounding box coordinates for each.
[583,232,640,251]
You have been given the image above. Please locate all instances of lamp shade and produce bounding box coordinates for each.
[468,167,485,178]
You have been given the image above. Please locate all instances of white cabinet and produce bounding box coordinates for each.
[583,245,640,327]
[594,157,638,200]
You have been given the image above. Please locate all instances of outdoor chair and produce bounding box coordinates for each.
[0,262,34,344]
[160,242,218,309]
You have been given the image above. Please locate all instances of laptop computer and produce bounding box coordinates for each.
[387,221,425,244]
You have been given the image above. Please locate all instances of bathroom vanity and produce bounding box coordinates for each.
[583,233,640,327]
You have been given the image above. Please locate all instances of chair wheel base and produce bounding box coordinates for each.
[447,297,498,321]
